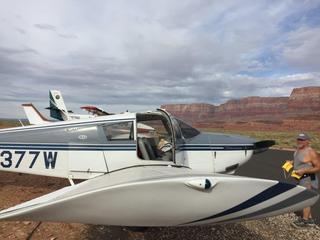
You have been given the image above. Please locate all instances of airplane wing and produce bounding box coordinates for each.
[253,140,276,154]
[0,166,318,226]
[80,105,113,116]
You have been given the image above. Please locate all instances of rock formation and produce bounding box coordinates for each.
[288,86,320,114]
[161,86,320,131]
[163,103,215,123]
[214,97,289,120]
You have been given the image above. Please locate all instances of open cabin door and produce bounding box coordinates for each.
[170,118,186,166]
[156,109,188,165]
[136,111,175,164]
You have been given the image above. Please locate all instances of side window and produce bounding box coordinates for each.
[103,122,134,141]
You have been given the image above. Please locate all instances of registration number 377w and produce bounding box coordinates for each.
[0,150,58,169]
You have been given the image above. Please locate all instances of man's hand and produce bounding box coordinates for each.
[295,169,305,176]
[282,161,293,172]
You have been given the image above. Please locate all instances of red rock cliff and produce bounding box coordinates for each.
[162,103,215,122]
[214,97,289,120]
[288,86,320,113]
[161,86,320,130]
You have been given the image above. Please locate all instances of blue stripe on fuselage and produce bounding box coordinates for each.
[179,144,254,151]
[0,143,136,151]
[0,143,254,151]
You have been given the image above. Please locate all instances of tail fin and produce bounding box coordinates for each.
[22,103,51,125]
[47,90,70,121]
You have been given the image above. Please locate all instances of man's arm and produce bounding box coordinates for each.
[296,150,320,175]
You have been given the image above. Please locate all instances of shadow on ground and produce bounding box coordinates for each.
[85,224,265,240]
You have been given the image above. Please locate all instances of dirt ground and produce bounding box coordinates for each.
[0,122,320,239]
[0,172,320,240]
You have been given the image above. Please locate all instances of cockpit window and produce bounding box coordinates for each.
[175,118,200,139]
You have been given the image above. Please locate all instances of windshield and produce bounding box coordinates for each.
[175,118,200,139]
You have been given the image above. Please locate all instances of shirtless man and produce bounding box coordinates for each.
[288,133,320,227]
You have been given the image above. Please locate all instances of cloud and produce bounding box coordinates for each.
[33,23,56,31]
[279,26,320,71]
[58,33,78,39]
[0,0,319,118]
[15,28,26,35]
[0,46,38,55]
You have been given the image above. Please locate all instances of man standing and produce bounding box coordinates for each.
[289,133,320,227]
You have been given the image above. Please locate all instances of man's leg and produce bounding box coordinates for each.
[292,181,314,227]
[302,182,316,225]
[303,206,311,220]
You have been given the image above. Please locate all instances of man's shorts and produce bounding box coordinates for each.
[299,174,319,190]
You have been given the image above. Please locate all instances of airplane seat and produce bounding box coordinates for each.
[138,138,150,160]
[142,138,157,159]
[138,137,168,160]
[145,138,161,157]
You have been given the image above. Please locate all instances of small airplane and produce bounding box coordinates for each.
[0,106,318,226]
[22,90,111,125]
[22,90,275,174]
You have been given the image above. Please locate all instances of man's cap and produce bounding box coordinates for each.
[297,133,311,141]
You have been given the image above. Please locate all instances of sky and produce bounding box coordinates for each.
[0,0,320,118]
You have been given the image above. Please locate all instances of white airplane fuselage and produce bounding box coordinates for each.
[0,109,271,179]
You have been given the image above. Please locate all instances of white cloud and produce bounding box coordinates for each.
[0,0,319,118]
[278,72,320,82]
[280,26,320,70]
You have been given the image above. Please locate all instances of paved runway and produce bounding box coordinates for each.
[236,149,320,224]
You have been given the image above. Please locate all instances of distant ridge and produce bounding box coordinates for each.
[0,118,29,129]
[0,118,28,121]
[162,86,320,131]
